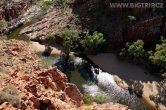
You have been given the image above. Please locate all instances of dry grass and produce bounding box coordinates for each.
[0,85,20,108]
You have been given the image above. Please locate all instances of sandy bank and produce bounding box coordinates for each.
[30,41,64,55]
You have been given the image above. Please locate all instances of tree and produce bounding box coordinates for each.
[60,28,80,63]
[127,40,144,58]
[81,31,105,54]
[149,37,166,69]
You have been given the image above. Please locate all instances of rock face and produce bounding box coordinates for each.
[20,7,82,42]
[0,0,42,35]
[0,1,30,21]
[65,83,83,107]
[93,103,129,110]
[0,102,16,110]
[0,40,83,110]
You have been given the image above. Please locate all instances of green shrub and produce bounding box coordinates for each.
[46,32,56,41]
[128,16,136,21]
[149,37,166,68]
[83,92,94,105]
[149,37,166,76]
[127,40,144,58]
[0,86,20,108]
[93,93,109,104]
[81,31,105,54]
[41,0,53,13]
[161,73,166,78]
[120,40,144,59]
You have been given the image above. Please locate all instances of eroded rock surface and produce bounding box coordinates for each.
[0,40,83,110]
[20,7,82,42]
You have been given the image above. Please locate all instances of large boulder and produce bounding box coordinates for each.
[65,83,83,107]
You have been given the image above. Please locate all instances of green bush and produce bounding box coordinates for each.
[161,73,166,78]
[127,40,144,58]
[93,93,109,104]
[83,92,94,105]
[41,0,53,13]
[149,37,166,76]
[46,32,56,41]
[120,40,144,59]
[149,37,166,68]
[0,86,20,108]
[81,31,105,54]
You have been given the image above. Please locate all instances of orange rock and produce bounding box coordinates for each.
[0,102,16,110]
[65,83,83,107]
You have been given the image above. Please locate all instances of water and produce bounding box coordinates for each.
[7,21,33,41]
[37,54,154,110]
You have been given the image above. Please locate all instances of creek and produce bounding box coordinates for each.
[4,21,157,110]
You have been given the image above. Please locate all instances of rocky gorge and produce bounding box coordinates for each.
[0,39,129,110]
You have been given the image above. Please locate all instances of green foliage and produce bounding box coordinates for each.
[83,92,94,105]
[128,16,136,21]
[161,73,166,78]
[93,93,109,104]
[81,31,106,54]
[41,0,53,13]
[0,86,20,108]
[83,92,109,105]
[59,28,80,62]
[149,37,166,69]
[60,28,80,52]
[46,32,55,41]
[2,0,11,6]
[120,40,144,58]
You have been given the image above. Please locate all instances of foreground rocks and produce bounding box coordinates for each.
[0,40,83,109]
[0,40,130,109]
